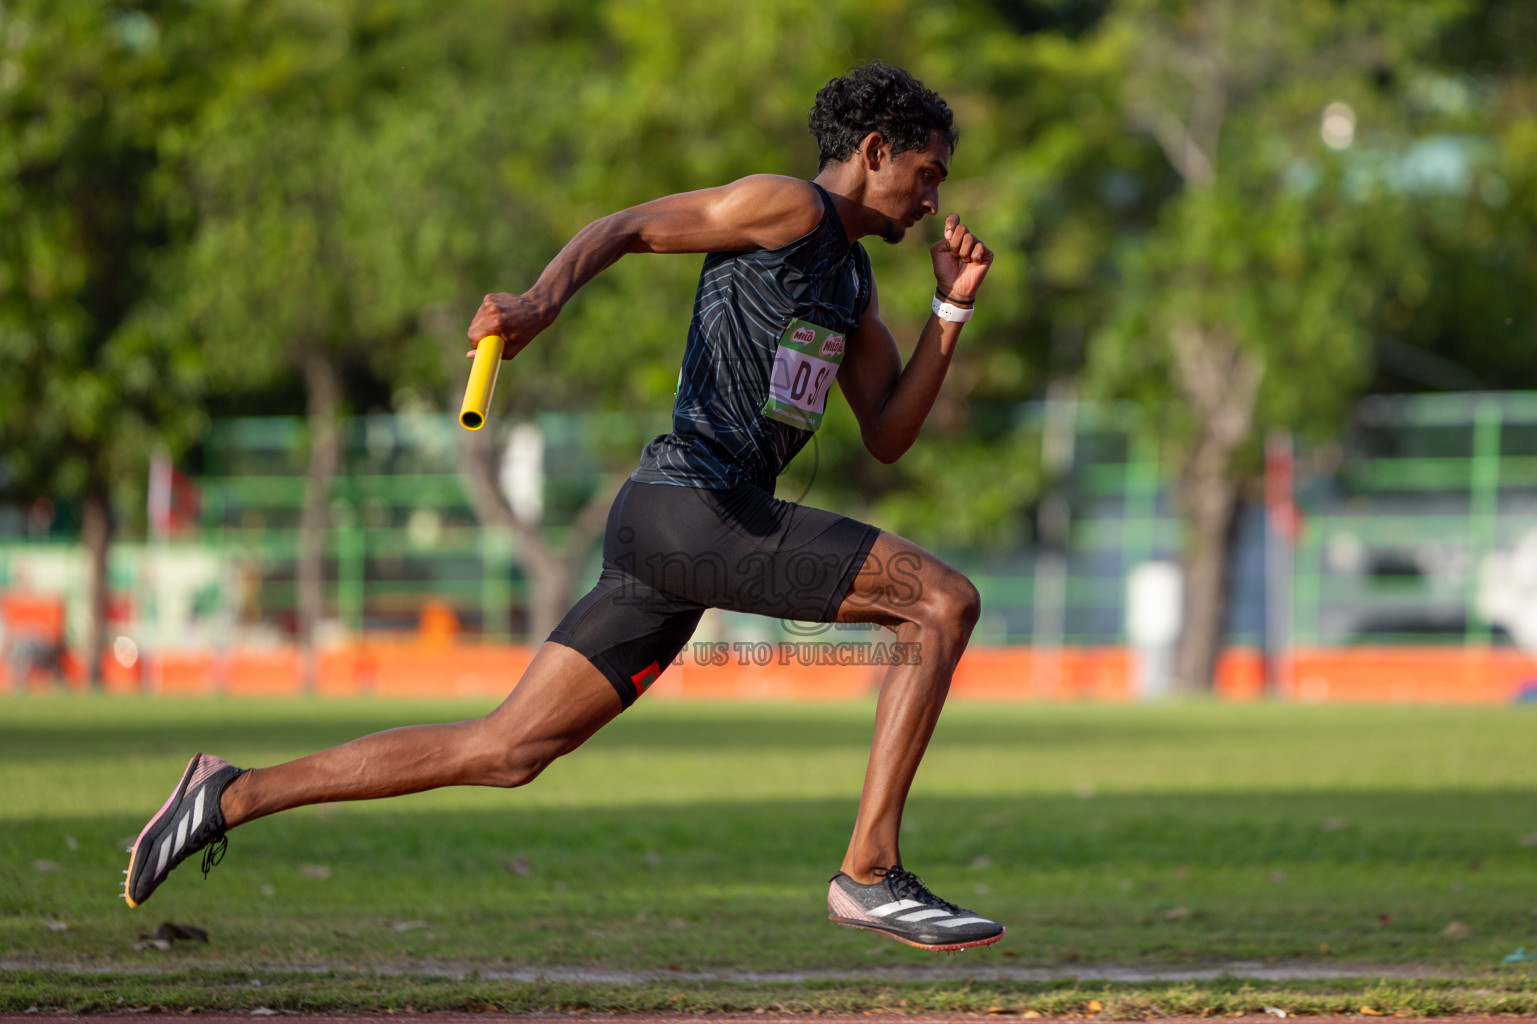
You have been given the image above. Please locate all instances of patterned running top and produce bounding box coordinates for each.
[631,181,874,492]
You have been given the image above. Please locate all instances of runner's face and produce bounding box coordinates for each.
[875,136,950,244]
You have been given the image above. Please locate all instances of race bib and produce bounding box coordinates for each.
[761,318,846,431]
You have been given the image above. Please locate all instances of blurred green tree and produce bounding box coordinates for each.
[175,0,514,675]
[1083,0,1489,690]
[10,0,1533,672]
[0,1,214,685]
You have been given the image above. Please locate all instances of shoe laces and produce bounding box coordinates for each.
[872,865,959,913]
[200,833,228,879]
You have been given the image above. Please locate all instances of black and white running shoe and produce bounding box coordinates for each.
[124,752,245,908]
[828,866,1005,951]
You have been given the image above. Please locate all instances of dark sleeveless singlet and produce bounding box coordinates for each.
[631,181,874,492]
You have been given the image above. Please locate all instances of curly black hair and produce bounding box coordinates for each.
[808,61,958,169]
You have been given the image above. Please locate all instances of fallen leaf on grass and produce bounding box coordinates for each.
[1263,1008,1287,1018]
[971,855,994,869]
[388,920,429,932]
[1360,1006,1383,1016]
[1164,906,1190,920]
[298,864,330,879]
[1087,999,1104,1012]
[1021,1012,1042,1019]
[133,922,209,950]
[251,1008,278,1017]
[44,920,68,932]
[1442,920,1474,940]
[467,1003,498,1013]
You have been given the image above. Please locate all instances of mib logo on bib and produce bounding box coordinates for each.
[820,335,844,359]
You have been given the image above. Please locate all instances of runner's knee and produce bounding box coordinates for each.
[465,718,558,788]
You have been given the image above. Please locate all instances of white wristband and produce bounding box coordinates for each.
[932,295,974,323]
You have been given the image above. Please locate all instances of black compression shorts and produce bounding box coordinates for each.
[549,478,881,707]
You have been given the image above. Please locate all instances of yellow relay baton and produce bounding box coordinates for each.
[458,335,506,431]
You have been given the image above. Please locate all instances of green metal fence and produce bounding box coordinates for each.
[4,394,1535,653]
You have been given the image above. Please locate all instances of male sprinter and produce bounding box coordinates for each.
[125,61,1000,952]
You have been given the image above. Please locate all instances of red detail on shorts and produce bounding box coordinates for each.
[631,661,661,695]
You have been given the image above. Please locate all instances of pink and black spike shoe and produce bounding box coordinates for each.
[124,753,245,908]
[828,865,1005,951]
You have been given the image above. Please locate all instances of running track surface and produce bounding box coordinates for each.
[0,1016,1520,1024]
[0,1008,1518,1014]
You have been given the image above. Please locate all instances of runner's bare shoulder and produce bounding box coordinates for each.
[710,175,823,251]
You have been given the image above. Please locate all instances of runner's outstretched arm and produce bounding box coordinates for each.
[466,175,823,357]
[836,213,992,462]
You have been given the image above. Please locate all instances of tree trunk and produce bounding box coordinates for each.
[1172,442,1241,693]
[80,486,112,690]
[1167,323,1264,692]
[297,348,342,693]
[523,550,581,645]
[457,425,617,643]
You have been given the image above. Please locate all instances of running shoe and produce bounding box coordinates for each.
[827,866,1005,951]
[124,752,245,908]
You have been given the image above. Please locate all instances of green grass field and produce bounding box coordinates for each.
[4,695,1537,1013]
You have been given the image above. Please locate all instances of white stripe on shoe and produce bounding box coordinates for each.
[869,899,926,917]
[192,789,205,831]
[156,836,172,876]
[936,916,994,928]
[174,812,189,854]
[895,908,953,923]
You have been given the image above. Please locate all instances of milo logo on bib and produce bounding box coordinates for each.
[762,317,846,432]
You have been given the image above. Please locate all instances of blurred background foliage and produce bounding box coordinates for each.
[1,0,1534,683]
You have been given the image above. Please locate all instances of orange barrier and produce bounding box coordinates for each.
[1281,646,1537,704]
[7,641,1534,703]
